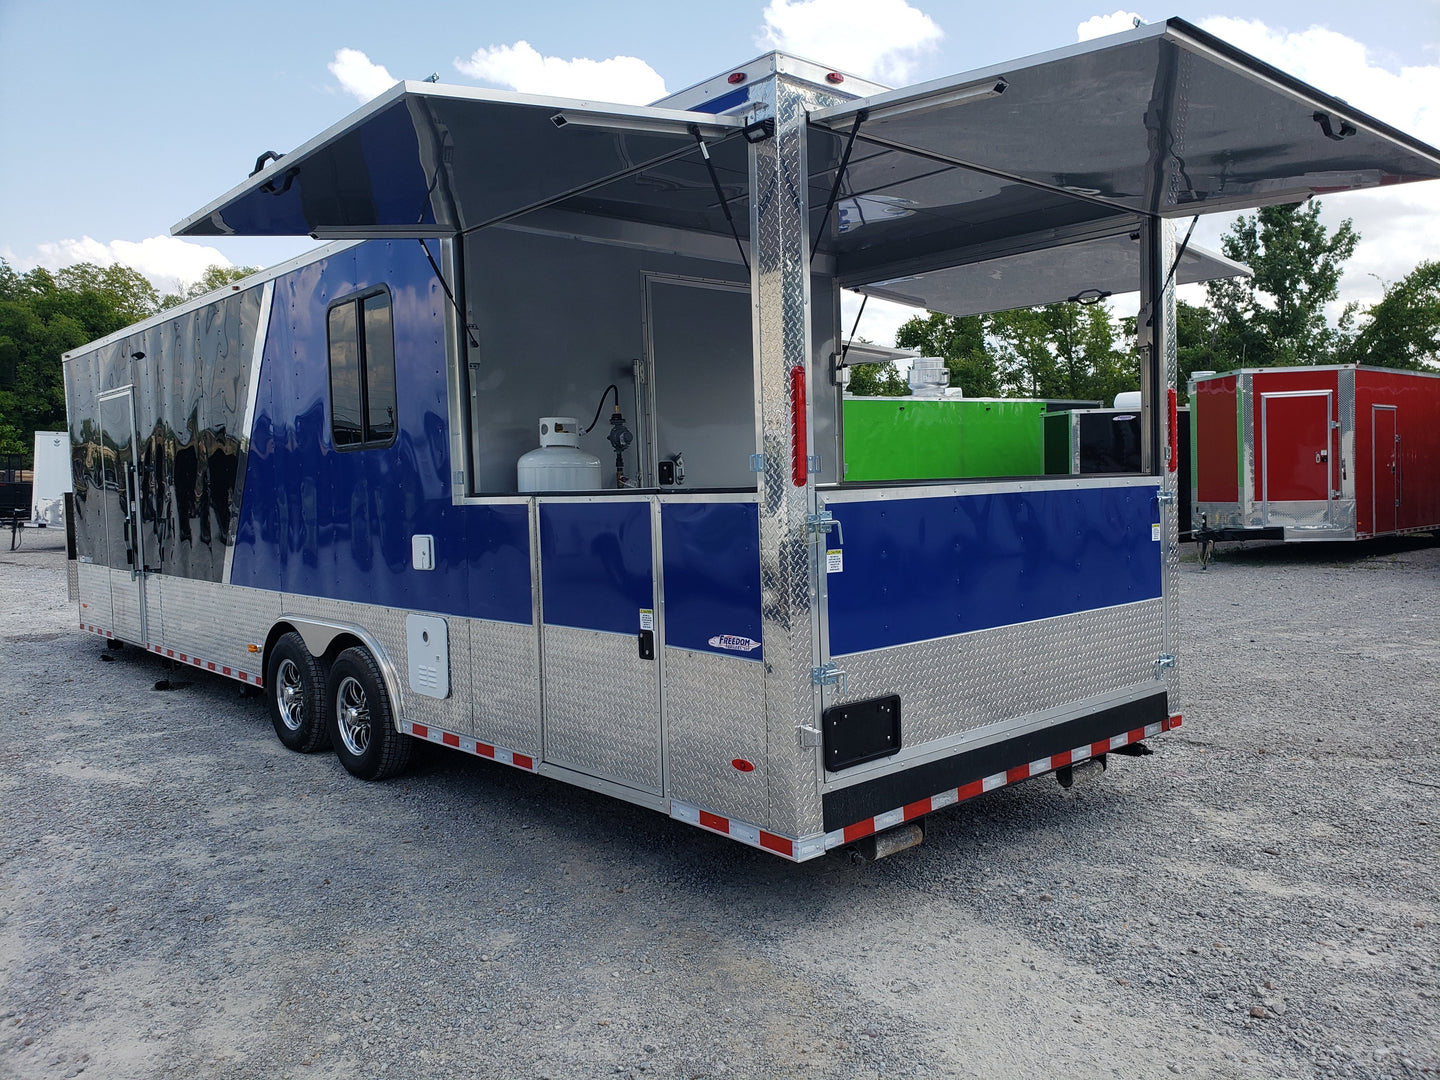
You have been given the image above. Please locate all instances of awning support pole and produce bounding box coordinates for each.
[690,126,750,274]
[810,112,866,263]
[417,238,479,349]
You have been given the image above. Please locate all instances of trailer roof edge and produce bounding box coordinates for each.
[61,239,365,363]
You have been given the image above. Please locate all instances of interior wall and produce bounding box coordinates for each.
[463,225,843,494]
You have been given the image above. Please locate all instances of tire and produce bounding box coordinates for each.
[325,646,412,781]
[265,632,331,753]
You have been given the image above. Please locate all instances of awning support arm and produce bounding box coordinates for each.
[1159,215,1200,297]
[417,238,480,349]
[690,125,749,274]
[810,112,867,263]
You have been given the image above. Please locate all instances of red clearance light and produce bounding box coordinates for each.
[825,72,844,84]
[1167,387,1179,473]
[731,758,755,772]
[790,365,808,486]
[727,72,746,84]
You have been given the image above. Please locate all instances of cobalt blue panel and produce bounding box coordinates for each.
[540,502,653,634]
[661,503,763,660]
[216,102,437,237]
[231,239,533,625]
[826,485,1162,656]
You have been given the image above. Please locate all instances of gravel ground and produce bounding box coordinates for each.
[1,530,1438,1080]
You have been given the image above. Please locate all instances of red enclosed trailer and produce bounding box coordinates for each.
[1190,365,1440,543]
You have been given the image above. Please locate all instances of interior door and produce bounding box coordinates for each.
[1372,405,1398,534]
[537,498,662,795]
[1261,391,1333,524]
[98,387,146,643]
[643,277,755,490]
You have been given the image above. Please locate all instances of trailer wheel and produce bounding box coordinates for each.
[326,647,412,781]
[265,632,330,753]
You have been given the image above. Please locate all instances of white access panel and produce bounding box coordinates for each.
[406,614,450,700]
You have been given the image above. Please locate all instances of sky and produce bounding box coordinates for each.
[2,0,1439,347]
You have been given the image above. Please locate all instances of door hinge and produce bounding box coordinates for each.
[805,510,844,545]
[749,453,767,473]
[1157,653,1176,674]
[1330,420,1341,430]
[798,724,822,748]
[1156,490,1176,506]
[812,661,848,695]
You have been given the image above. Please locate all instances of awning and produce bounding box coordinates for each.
[855,236,1249,319]
[173,84,743,238]
[809,18,1440,223]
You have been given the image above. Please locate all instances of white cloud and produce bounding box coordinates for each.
[1076,11,1144,42]
[1192,17,1440,316]
[454,41,666,105]
[329,47,397,104]
[27,236,233,296]
[757,0,942,86]
[841,290,924,350]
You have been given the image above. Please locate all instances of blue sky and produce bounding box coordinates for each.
[2,0,1438,343]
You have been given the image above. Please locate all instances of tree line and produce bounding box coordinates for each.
[0,262,255,459]
[852,201,1440,402]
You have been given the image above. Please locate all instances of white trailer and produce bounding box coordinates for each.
[63,20,1440,859]
[31,430,70,527]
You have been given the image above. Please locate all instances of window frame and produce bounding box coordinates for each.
[326,285,398,452]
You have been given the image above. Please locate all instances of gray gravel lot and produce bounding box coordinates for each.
[1,531,1437,1080]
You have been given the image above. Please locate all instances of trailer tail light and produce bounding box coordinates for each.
[791,365,807,486]
[826,72,844,84]
[727,72,746,84]
[1167,387,1178,473]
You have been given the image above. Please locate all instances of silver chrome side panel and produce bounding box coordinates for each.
[542,624,662,795]
[663,646,769,825]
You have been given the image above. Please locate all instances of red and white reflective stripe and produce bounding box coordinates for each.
[146,642,262,686]
[669,800,825,862]
[400,720,537,772]
[81,623,114,639]
[823,714,1182,849]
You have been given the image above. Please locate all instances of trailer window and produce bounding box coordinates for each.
[327,288,396,449]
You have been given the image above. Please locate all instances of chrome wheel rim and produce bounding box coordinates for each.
[276,658,304,732]
[335,675,371,756]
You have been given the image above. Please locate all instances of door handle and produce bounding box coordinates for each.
[638,629,655,661]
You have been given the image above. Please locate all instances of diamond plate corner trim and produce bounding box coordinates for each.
[1158,220,1181,711]
[1240,371,1257,525]
[751,74,850,839]
[828,599,1166,755]
[67,558,80,603]
[542,624,662,795]
[664,647,769,827]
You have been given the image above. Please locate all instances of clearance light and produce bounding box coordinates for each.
[728,72,746,85]
[791,366,808,486]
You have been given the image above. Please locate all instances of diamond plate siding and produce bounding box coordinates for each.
[156,575,281,673]
[76,561,112,630]
[542,624,661,794]
[830,600,1165,755]
[751,75,849,838]
[664,647,768,825]
[469,617,541,756]
[109,567,143,643]
[1158,220,1180,710]
[280,593,463,736]
[67,559,79,603]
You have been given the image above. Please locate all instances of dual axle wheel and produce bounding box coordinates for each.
[263,633,411,780]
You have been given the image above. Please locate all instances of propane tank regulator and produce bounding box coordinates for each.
[585,383,633,488]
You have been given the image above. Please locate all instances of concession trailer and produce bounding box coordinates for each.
[63,19,1440,860]
[1191,365,1440,544]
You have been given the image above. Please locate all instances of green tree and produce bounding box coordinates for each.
[1207,201,1359,366]
[845,359,910,396]
[1346,260,1440,370]
[0,259,166,457]
[160,264,260,309]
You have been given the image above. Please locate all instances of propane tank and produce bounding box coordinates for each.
[517,417,602,492]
